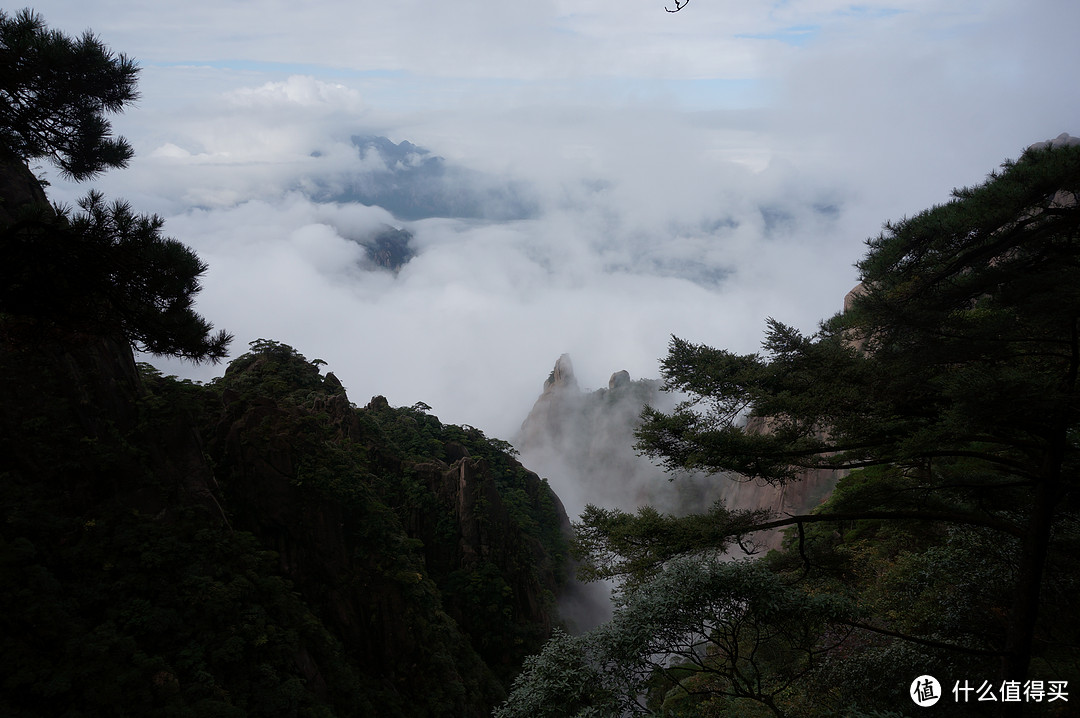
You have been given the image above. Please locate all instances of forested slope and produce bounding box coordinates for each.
[0,322,568,717]
[0,150,567,717]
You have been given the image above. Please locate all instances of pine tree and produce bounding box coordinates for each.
[0,10,230,363]
[533,141,1080,717]
[0,8,138,180]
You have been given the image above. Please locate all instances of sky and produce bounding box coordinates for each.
[26,0,1080,441]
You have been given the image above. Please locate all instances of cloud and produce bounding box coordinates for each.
[135,115,855,441]
[226,75,365,111]
[28,0,1080,450]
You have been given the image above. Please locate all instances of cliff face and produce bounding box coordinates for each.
[206,373,491,714]
[0,155,49,225]
[407,455,562,641]
[0,326,227,527]
[516,354,722,519]
[207,353,568,696]
[516,354,840,551]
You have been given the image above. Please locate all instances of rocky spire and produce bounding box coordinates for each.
[544,353,578,392]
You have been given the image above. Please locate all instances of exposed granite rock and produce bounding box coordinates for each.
[408,456,558,639]
[844,282,866,312]
[516,354,720,519]
[516,353,583,451]
[1026,132,1080,152]
[516,353,842,553]
[608,369,631,390]
[547,353,578,391]
[0,154,50,228]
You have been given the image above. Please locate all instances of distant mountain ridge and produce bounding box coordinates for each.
[313,135,538,221]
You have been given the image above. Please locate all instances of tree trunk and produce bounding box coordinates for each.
[1000,321,1076,717]
[999,474,1058,718]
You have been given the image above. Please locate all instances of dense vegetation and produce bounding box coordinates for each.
[0,12,566,716]
[0,8,137,180]
[498,143,1080,717]
[0,333,568,717]
[4,8,1079,718]
[0,7,231,363]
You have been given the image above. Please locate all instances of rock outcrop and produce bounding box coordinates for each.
[354,224,416,272]
[0,154,50,226]
[516,353,844,553]
[608,370,631,390]
[516,355,726,520]
[1025,132,1080,152]
[515,353,581,450]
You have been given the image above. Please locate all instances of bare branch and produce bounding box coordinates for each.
[838,618,1006,658]
[745,509,1024,540]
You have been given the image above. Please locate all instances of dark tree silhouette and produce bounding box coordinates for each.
[0,8,138,180]
[0,10,230,363]
[499,142,1080,717]
[632,141,1080,710]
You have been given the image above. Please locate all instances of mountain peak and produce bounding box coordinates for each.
[544,353,578,392]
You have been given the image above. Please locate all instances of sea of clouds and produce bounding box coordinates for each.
[33,0,1080,443]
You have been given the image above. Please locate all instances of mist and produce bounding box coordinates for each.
[44,79,865,440]
[21,0,1077,647]
[30,0,1079,446]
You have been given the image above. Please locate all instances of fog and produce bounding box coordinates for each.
[30,0,1080,445]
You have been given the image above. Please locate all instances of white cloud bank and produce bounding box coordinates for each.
[28,0,1080,441]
